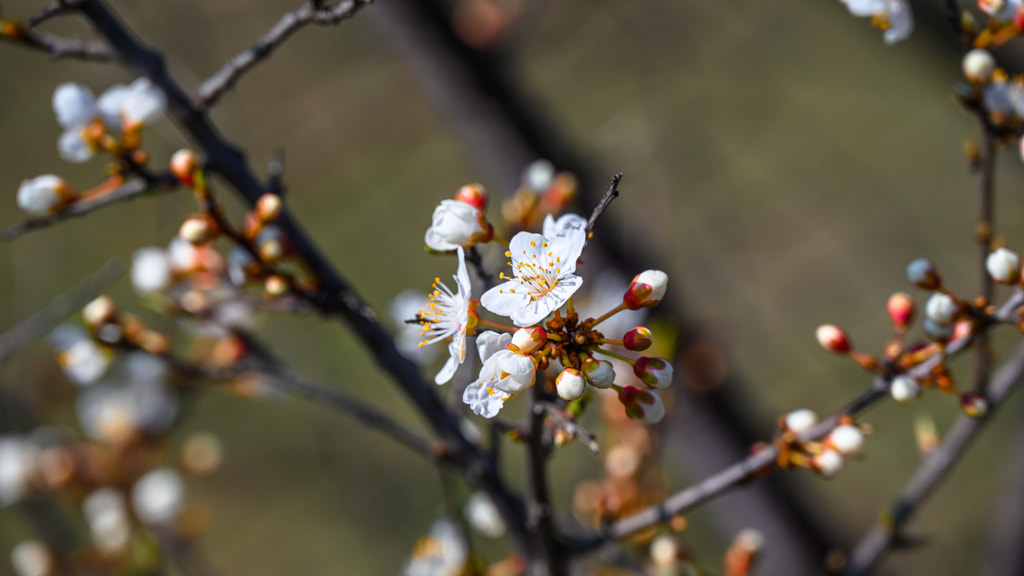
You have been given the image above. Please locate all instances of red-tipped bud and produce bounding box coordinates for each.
[255,193,283,223]
[555,368,586,401]
[979,0,1006,17]
[960,392,989,418]
[454,183,488,211]
[624,270,668,310]
[170,149,198,186]
[83,296,118,327]
[617,386,665,424]
[623,326,653,351]
[907,258,942,290]
[542,172,578,212]
[582,358,615,389]
[178,215,217,244]
[887,292,915,329]
[510,327,547,355]
[634,356,673,389]
[952,320,973,342]
[816,324,851,354]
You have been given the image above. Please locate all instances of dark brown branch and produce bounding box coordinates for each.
[841,340,1024,575]
[527,384,567,576]
[193,0,373,109]
[585,172,622,234]
[1,177,173,242]
[973,123,996,395]
[0,261,122,365]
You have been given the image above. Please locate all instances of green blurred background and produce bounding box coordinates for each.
[3,0,1024,574]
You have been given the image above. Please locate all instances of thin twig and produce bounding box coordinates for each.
[193,0,373,109]
[973,123,996,395]
[0,17,110,60]
[585,172,622,234]
[0,261,122,365]
[267,149,286,198]
[1,177,173,242]
[527,384,567,576]
[28,1,71,28]
[840,340,1024,575]
[538,401,599,454]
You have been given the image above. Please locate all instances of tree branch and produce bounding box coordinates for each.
[527,384,567,576]
[0,15,110,60]
[193,0,372,110]
[585,172,622,234]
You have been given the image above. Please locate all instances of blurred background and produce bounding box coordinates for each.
[3,0,1024,573]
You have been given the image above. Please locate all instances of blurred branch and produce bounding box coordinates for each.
[0,261,122,365]
[193,0,373,109]
[1,9,110,60]
[841,339,1024,575]
[1,176,174,242]
[154,527,219,576]
[527,384,567,576]
[979,403,1024,576]
[972,117,996,396]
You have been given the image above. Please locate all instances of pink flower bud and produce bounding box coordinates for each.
[454,183,488,211]
[907,258,942,290]
[815,324,851,354]
[960,392,989,418]
[582,358,615,389]
[555,368,586,401]
[633,356,673,389]
[255,193,283,223]
[623,326,653,351]
[510,327,547,355]
[618,386,665,424]
[623,270,668,310]
[170,149,197,186]
[886,292,914,329]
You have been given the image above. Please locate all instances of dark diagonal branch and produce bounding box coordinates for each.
[2,177,173,242]
[527,384,567,576]
[841,339,1024,575]
[194,0,373,109]
[0,261,122,365]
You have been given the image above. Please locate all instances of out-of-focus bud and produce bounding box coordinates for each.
[925,293,959,325]
[816,324,851,354]
[454,183,488,211]
[464,492,505,538]
[624,270,668,310]
[255,193,283,223]
[784,409,817,434]
[826,425,864,456]
[623,326,653,351]
[180,432,223,478]
[556,368,586,401]
[83,296,118,327]
[10,540,52,576]
[924,318,956,341]
[960,392,989,418]
[890,375,922,403]
[17,175,74,216]
[178,215,217,244]
[915,416,939,455]
[256,225,288,263]
[52,83,97,129]
[987,247,1020,284]
[264,275,288,297]
[650,534,681,568]
[523,159,555,192]
[542,172,578,212]
[131,468,185,525]
[170,149,198,186]
[979,0,1007,17]
[724,529,764,576]
[618,386,666,424]
[812,449,843,478]
[887,292,915,329]
[634,356,673,389]
[131,248,172,294]
[582,358,615,389]
[963,49,996,83]
[510,327,547,355]
[907,258,942,290]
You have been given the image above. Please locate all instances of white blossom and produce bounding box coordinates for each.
[121,78,167,127]
[462,332,536,418]
[10,540,51,576]
[784,409,817,434]
[63,339,110,385]
[464,492,505,538]
[828,425,865,455]
[403,518,467,576]
[481,227,586,326]
[416,248,473,384]
[813,448,844,477]
[541,212,587,239]
[390,290,441,366]
[0,437,37,506]
[52,83,97,129]
[17,175,66,215]
[131,468,185,525]
[987,247,1020,284]
[839,0,913,44]
[83,488,130,554]
[131,247,172,293]
[523,159,555,191]
[424,199,490,252]
[97,84,130,131]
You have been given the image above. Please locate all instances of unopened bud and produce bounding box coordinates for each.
[650,534,681,567]
[623,270,668,310]
[180,432,223,478]
[555,368,586,401]
[924,318,956,341]
[582,358,615,389]
[816,324,851,354]
[907,258,942,290]
[264,275,288,297]
[510,327,547,355]
[979,0,1007,17]
[542,172,578,211]
[256,226,287,263]
[784,409,817,434]
[83,296,118,327]
[826,425,864,456]
[925,293,959,325]
[170,149,198,185]
[987,247,1020,284]
[454,183,488,211]
[622,326,653,351]
[960,392,989,418]
[963,49,996,83]
[812,449,843,478]
[178,215,217,244]
[887,292,915,329]
[633,356,673,389]
[890,375,922,403]
[618,386,665,424]
[255,193,283,223]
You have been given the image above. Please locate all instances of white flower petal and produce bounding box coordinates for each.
[435,347,460,385]
[480,280,531,318]
[52,83,97,129]
[462,381,510,418]
[97,84,128,131]
[58,129,94,163]
[476,331,511,363]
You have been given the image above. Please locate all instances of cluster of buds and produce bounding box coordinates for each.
[501,159,579,231]
[777,411,866,479]
[953,43,1024,160]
